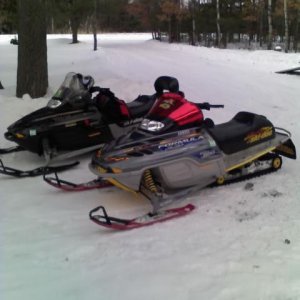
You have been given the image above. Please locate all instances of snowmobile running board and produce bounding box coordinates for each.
[89,204,196,230]
[43,171,112,191]
[276,66,300,75]
[0,159,79,178]
[0,145,25,155]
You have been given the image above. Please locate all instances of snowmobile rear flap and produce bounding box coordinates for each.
[274,138,297,159]
[207,112,275,154]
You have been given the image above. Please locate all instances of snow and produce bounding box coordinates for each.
[1,33,300,300]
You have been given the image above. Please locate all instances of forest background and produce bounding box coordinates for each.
[1,0,300,51]
[1,0,300,98]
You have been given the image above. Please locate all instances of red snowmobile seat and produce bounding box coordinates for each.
[207,112,275,154]
[127,76,180,119]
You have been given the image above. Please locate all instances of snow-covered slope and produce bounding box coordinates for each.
[1,33,300,300]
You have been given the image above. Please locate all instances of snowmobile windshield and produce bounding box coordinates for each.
[47,72,92,109]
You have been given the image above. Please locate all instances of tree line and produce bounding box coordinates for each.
[1,0,300,50]
[1,0,299,98]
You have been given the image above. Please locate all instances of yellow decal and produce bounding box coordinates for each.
[276,144,295,156]
[88,132,101,138]
[107,178,138,194]
[226,146,276,172]
[96,166,107,174]
[159,99,175,110]
[106,156,128,162]
[15,133,25,139]
[65,122,77,127]
[111,167,123,174]
[244,127,273,144]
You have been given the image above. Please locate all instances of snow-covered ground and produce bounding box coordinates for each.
[1,33,300,300]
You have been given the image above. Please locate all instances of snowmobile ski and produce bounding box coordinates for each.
[0,159,79,178]
[0,145,25,155]
[43,172,111,191]
[89,203,195,230]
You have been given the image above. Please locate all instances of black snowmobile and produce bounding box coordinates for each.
[88,76,297,230]
[0,72,156,177]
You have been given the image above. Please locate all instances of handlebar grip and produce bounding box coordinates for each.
[196,102,224,110]
[209,104,224,108]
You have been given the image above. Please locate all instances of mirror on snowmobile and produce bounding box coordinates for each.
[47,72,95,109]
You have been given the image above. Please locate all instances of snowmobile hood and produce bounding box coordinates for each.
[6,105,85,132]
[6,72,93,133]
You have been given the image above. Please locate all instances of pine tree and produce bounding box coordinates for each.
[16,0,48,98]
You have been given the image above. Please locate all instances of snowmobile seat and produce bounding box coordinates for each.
[154,76,179,94]
[126,76,180,119]
[127,94,157,118]
[207,111,275,154]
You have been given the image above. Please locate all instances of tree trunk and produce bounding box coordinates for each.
[70,16,79,43]
[284,0,289,52]
[216,0,221,48]
[259,4,264,48]
[16,0,48,98]
[168,17,172,43]
[92,0,98,51]
[267,0,273,50]
[293,9,300,52]
[191,0,196,46]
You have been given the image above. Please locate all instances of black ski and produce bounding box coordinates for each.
[43,171,111,191]
[0,159,79,178]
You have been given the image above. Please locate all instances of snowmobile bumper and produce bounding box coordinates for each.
[274,138,296,160]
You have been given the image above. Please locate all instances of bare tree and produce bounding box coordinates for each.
[216,0,221,47]
[267,0,273,50]
[190,0,197,45]
[16,0,48,98]
[92,0,98,51]
[284,0,289,52]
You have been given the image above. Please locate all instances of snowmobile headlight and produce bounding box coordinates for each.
[140,119,165,132]
[47,99,62,109]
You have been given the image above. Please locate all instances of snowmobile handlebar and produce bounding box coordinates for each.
[89,86,117,99]
[89,86,105,94]
[196,102,224,110]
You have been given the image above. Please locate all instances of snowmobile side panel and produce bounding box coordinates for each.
[223,131,290,172]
